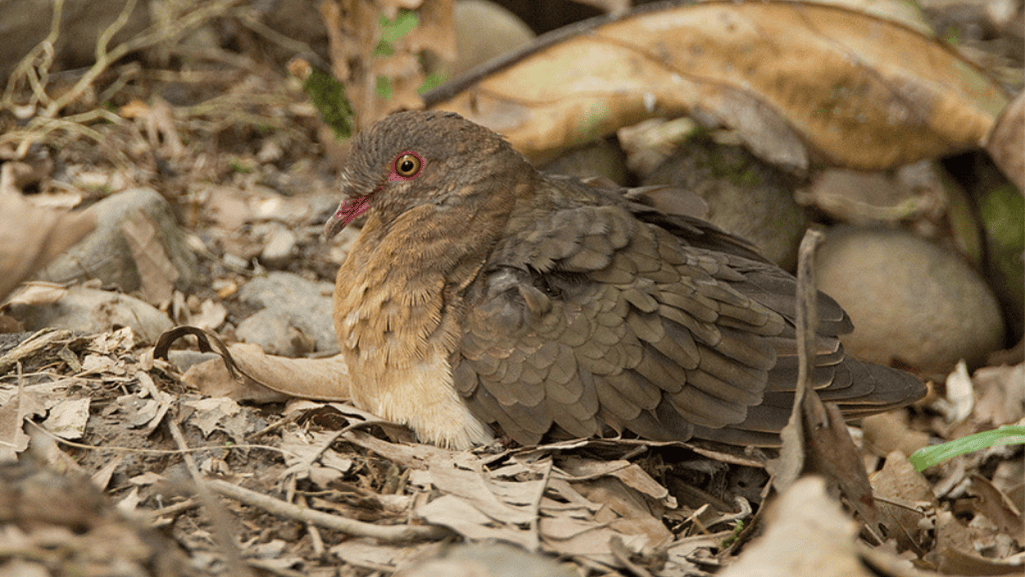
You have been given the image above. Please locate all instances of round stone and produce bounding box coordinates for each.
[816,226,1005,374]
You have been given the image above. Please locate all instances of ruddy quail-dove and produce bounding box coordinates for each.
[325,111,925,450]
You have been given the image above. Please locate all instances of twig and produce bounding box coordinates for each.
[302,495,326,557]
[206,478,451,542]
[766,229,824,492]
[148,496,200,520]
[794,229,823,403]
[236,8,315,57]
[26,420,293,457]
[46,0,241,116]
[0,0,64,107]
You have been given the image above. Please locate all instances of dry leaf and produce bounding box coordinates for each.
[936,360,976,424]
[331,539,443,573]
[154,326,350,402]
[985,90,1024,191]
[424,0,1007,171]
[871,451,936,553]
[122,210,180,305]
[973,363,1025,426]
[967,474,1024,544]
[191,299,228,331]
[415,452,543,550]
[418,494,538,548]
[181,397,243,438]
[0,380,79,461]
[936,546,1025,575]
[860,412,931,458]
[40,398,90,440]
[718,476,870,577]
[0,171,95,302]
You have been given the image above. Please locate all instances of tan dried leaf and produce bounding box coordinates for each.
[718,477,870,577]
[122,210,179,305]
[871,451,936,553]
[156,326,350,402]
[425,1,1007,171]
[0,173,95,302]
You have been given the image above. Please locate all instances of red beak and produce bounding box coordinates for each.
[324,195,371,240]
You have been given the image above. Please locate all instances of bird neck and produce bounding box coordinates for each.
[333,183,523,363]
[330,185,519,448]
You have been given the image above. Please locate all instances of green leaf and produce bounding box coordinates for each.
[909,425,1025,471]
[376,76,392,101]
[417,72,447,94]
[372,41,394,58]
[298,63,355,140]
[379,10,418,43]
[979,183,1025,330]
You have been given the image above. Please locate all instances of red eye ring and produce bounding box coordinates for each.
[394,153,422,177]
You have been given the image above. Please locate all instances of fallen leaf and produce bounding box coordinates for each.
[871,451,935,553]
[985,90,1024,191]
[181,397,243,438]
[967,474,1024,544]
[424,1,1007,171]
[122,210,180,305]
[936,543,1025,575]
[973,363,1025,427]
[41,398,90,440]
[718,476,870,577]
[154,326,350,402]
[331,539,443,572]
[0,170,95,301]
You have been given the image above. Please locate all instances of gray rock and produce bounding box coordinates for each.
[816,227,1005,374]
[260,224,298,269]
[235,309,315,358]
[643,137,806,269]
[35,188,197,293]
[237,272,337,354]
[7,287,172,344]
[543,139,629,186]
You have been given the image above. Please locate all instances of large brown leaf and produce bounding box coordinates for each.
[423,0,1008,171]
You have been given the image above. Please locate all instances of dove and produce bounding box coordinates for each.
[325,110,925,450]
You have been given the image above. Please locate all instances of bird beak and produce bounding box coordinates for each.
[324,194,371,240]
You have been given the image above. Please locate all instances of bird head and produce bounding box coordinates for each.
[324,111,525,240]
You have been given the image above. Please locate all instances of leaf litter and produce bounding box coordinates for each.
[0,0,1022,576]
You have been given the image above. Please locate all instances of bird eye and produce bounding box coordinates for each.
[393,153,422,178]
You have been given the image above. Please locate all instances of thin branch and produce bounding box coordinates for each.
[206,478,452,543]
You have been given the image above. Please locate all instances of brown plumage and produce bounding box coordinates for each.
[326,111,925,450]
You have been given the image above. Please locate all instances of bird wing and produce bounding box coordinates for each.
[453,181,923,447]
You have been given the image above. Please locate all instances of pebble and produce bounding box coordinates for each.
[237,272,337,354]
[260,224,298,269]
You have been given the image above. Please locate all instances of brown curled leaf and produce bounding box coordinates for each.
[424,0,1008,172]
